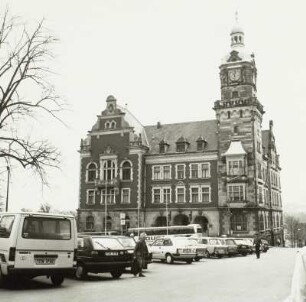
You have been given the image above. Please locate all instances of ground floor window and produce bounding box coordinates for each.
[86,216,94,230]
[231,214,247,231]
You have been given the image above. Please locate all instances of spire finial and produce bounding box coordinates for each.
[235,11,238,23]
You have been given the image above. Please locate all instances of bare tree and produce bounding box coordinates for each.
[39,202,51,213]
[0,9,64,183]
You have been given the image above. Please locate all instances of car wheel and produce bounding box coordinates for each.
[204,251,210,258]
[241,252,247,256]
[75,264,87,280]
[165,254,173,264]
[186,259,193,264]
[51,274,64,286]
[111,269,123,279]
[217,254,223,259]
[194,258,200,262]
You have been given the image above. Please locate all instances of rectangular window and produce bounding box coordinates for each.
[163,188,171,204]
[191,187,199,203]
[153,188,161,203]
[201,187,210,203]
[0,215,15,238]
[200,163,210,178]
[163,165,171,180]
[87,189,95,205]
[101,189,115,204]
[121,188,130,204]
[176,187,185,203]
[176,143,185,152]
[176,164,185,179]
[190,164,198,179]
[228,185,245,202]
[22,217,71,240]
[153,166,161,180]
[228,160,244,176]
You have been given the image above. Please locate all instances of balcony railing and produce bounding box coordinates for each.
[95,178,119,188]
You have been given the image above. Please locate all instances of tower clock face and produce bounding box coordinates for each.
[228,69,241,82]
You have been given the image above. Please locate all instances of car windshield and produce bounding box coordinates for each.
[92,237,123,250]
[117,237,136,248]
[226,239,235,245]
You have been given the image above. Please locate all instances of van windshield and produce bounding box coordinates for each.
[22,217,71,240]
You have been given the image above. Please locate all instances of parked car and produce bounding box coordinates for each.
[219,238,238,257]
[0,212,77,286]
[261,239,270,252]
[242,238,255,254]
[149,237,196,264]
[230,238,251,256]
[198,237,229,258]
[183,238,207,261]
[75,235,133,279]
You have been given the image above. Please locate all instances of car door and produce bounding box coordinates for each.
[160,239,172,259]
[150,239,164,260]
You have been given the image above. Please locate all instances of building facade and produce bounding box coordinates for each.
[77,22,283,245]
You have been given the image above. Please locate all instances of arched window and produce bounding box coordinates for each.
[122,161,132,180]
[231,213,247,231]
[103,160,116,180]
[105,121,110,129]
[86,162,97,182]
[227,111,231,119]
[110,121,116,129]
[86,216,94,231]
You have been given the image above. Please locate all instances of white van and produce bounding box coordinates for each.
[0,212,77,286]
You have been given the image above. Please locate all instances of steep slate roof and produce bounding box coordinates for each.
[261,130,270,155]
[144,120,218,154]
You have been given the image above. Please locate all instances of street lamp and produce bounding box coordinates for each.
[5,166,10,212]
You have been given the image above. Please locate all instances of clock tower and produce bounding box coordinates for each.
[214,17,266,236]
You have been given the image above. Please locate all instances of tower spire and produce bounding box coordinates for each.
[230,11,244,50]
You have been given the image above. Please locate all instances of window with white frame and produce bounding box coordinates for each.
[163,187,171,204]
[102,159,117,180]
[163,165,171,179]
[190,164,198,179]
[227,184,245,202]
[152,188,161,203]
[152,165,171,180]
[86,162,98,182]
[189,186,211,203]
[152,187,171,204]
[86,189,95,205]
[227,159,244,176]
[201,186,211,203]
[191,187,199,203]
[121,161,132,181]
[121,188,130,204]
[176,186,185,203]
[176,164,185,179]
[100,188,115,204]
[190,163,210,179]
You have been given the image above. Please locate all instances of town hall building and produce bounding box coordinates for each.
[77,21,283,245]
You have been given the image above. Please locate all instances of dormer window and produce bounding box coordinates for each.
[159,139,169,153]
[196,136,207,151]
[176,136,189,153]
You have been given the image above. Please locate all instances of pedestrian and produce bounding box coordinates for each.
[254,234,262,259]
[133,232,148,277]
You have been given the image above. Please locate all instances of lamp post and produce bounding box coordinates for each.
[5,166,10,212]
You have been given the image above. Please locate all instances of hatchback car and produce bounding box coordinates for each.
[219,238,238,257]
[150,237,196,264]
[230,238,251,256]
[75,235,133,279]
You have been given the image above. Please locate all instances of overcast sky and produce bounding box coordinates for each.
[1,0,305,213]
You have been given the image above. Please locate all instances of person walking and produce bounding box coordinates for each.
[254,234,262,259]
[134,232,148,277]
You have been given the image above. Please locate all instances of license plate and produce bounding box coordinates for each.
[35,258,55,265]
[105,252,118,256]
